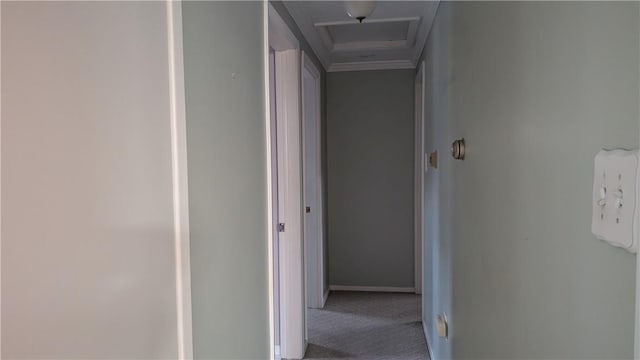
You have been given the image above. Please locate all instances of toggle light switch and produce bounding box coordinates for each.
[597,186,607,207]
[436,314,448,339]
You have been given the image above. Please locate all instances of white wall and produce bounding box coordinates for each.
[2,2,180,358]
[420,2,639,359]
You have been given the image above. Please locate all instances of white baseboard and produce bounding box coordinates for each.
[274,345,281,360]
[322,288,330,307]
[422,321,435,360]
[329,285,416,293]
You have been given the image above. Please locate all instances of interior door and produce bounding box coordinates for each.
[303,66,321,309]
[269,48,282,354]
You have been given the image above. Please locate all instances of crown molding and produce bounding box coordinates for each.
[282,2,331,71]
[328,59,415,72]
[411,1,440,64]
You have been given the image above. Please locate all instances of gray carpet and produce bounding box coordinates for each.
[304,291,429,360]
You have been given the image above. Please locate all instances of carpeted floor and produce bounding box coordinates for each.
[303,291,429,360]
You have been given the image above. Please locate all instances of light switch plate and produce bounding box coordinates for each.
[436,314,448,339]
[591,149,639,253]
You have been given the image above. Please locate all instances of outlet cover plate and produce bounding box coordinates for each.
[591,149,639,253]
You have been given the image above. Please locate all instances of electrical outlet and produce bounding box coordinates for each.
[591,149,639,253]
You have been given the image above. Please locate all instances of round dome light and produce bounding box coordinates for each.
[344,1,376,23]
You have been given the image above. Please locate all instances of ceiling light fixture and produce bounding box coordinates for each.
[344,1,376,23]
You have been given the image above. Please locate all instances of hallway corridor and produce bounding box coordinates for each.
[304,292,429,360]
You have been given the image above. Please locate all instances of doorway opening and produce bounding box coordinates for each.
[267,5,427,360]
[267,4,306,360]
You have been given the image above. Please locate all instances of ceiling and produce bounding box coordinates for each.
[284,1,440,72]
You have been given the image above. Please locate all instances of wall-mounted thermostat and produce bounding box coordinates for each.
[591,149,639,253]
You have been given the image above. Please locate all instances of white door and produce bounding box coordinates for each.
[302,52,324,310]
[415,61,425,296]
[268,5,306,359]
[269,48,282,356]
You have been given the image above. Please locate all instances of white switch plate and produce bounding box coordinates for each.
[436,314,448,339]
[591,149,639,253]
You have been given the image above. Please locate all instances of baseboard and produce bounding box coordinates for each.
[422,321,435,360]
[329,285,416,293]
[322,288,330,307]
[274,345,281,360]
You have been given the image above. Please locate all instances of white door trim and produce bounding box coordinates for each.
[268,4,306,360]
[636,6,640,357]
[636,250,640,359]
[635,5,640,356]
[414,61,425,296]
[166,2,193,359]
[264,3,276,360]
[302,51,325,310]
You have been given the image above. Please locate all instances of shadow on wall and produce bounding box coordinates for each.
[423,2,638,359]
[422,2,453,359]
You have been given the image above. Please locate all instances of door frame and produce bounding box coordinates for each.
[166,1,193,359]
[414,61,425,296]
[267,4,306,360]
[301,51,325,310]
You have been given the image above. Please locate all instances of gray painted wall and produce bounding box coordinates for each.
[327,69,415,288]
[419,2,639,359]
[182,2,270,358]
[270,1,330,293]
